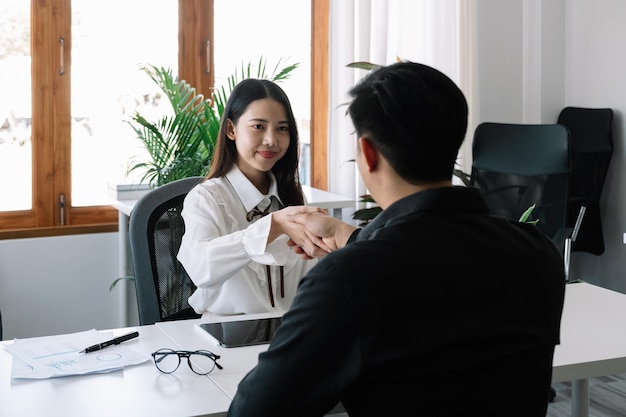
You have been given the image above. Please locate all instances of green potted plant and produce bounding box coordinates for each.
[125,64,216,187]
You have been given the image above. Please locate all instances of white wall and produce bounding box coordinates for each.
[0,233,126,339]
[475,0,626,292]
[564,0,626,292]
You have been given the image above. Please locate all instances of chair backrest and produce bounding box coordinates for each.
[129,176,204,325]
[470,122,571,247]
[557,106,614,255]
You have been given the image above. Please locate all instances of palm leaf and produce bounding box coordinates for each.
[212,56,300,117]
[519,204,539,225]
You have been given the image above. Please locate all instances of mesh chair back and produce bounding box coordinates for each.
[557,107,613,255]
[470,122,571,246]
[129,177,204,325]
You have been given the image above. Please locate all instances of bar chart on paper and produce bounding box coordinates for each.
[3,329,149,379]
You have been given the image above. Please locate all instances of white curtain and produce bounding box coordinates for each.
[327,0,477,211]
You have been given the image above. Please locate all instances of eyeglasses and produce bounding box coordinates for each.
[151,348,223,375]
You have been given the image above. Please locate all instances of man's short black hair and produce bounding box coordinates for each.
[347,61,468,184]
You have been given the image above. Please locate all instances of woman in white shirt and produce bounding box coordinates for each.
[177,79,326,317]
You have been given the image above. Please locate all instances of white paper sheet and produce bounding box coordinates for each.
[3,329,150,379]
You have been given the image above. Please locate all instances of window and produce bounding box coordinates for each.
[0,1,31,212]
[214,0,312,184]
[0,0,329,238]
[70,1,178,207]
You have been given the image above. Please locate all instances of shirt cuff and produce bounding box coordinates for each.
[242,214,289,265]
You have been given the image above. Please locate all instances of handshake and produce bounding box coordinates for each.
[270,206,358,260]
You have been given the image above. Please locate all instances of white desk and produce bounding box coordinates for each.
[0,314,345,417]
[301,185,356,219]
[110,184,355,219]
[109,184,355,326]
[552,281,626,417]
[155,313,346,415]
[0,325,232,417]
[4,282,618,416]
[156,312,279,400]
[161,282,626,417]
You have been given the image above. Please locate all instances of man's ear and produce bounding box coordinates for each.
[358,137,378,172]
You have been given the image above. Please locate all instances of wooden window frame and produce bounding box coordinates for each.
[0,0,328,239]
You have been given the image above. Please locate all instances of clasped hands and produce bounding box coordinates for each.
[272,206,357,259]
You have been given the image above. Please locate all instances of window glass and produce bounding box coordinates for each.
[0,1,32,211]
[214,0,311,184]
[71,1,177,206]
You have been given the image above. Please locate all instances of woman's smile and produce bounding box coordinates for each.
[258,151,278,159]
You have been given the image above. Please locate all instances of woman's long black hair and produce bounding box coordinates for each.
[207,79,304,206]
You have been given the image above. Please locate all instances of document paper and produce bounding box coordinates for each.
[3,329,150,379]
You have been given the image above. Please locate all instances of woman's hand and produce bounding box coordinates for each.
[286,211,358,259]
[270,206,333,258]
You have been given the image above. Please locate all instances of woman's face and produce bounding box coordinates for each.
[226,98,290,183]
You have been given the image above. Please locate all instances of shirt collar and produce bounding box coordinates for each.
[356,186,489,242]
[225,165,281,212]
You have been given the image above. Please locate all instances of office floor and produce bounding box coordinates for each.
[547,373,626,417]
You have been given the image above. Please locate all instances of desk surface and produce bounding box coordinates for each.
[552,281,626,382]
[2,282,625,417]
[157,312,279,399]
[111,184,354,217]
[156,312,345,415]
[0,325,231,417]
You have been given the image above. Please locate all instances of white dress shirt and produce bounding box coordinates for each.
[177,165,316,315]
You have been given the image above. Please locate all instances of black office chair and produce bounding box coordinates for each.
[471,122,571,243]
[129,176,204,325]
[557,106,614,255]
[470,122,584,279]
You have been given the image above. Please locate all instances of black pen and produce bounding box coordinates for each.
[79,331,139,353]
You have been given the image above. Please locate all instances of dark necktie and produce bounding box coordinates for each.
[245,195,285,307]
[246,195,283,222]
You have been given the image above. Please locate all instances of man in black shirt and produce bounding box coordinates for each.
[227,61,565,417]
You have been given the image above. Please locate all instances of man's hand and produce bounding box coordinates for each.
[271,206,333,258]
[287,211,358,258]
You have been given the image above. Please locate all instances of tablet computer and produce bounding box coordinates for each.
[198,317,283,348]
